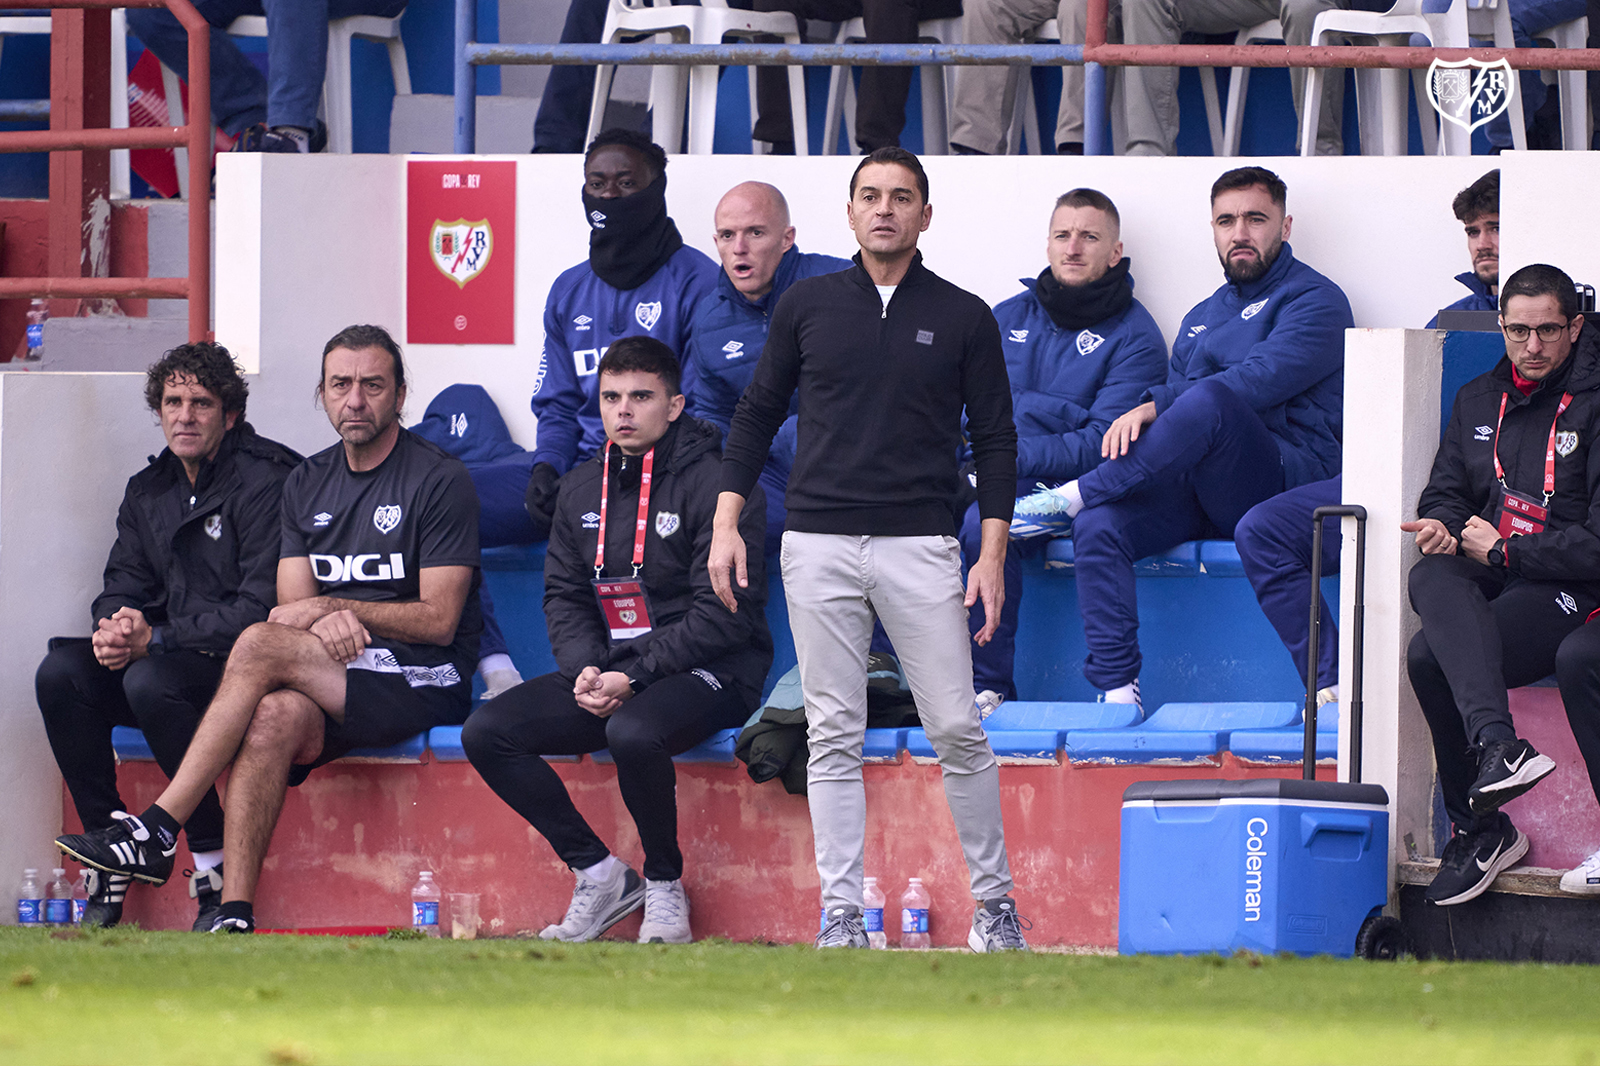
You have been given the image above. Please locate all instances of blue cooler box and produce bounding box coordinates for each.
[1119,778,1390,957]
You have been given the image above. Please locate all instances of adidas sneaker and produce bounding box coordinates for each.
[56,810,175,885]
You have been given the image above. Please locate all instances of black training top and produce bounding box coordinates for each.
[281,428,483,684]
[720,251,1017,538]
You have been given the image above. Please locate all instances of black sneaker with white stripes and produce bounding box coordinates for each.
[80,869,132,928]
[1468,738,1556,815]
[55,811,175,886]
[188,866,225,932]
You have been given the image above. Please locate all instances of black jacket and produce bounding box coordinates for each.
[94,421,302,654]
[1419,323,1600,584]
[721,251,1017,538]
[544,416,774,710]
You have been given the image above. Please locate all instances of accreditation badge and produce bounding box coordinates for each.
[593,578,654,641]
[1496,484,1548,539]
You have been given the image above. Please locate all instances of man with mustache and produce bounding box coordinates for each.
[1428,169,1502,329]
[1012,166,1351,713]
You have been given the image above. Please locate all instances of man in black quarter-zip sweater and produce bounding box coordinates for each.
[710,147,1031,953]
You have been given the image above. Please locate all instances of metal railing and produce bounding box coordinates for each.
[0,0,209,344]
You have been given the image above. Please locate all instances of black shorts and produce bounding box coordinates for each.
[288,646,471,786]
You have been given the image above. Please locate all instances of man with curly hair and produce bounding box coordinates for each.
[35,342,301,929]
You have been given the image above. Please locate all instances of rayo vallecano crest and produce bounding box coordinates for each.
[1426,58,1513,135]
[430,219,493,288]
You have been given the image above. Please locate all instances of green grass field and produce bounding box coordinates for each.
[2,926,1599,1065]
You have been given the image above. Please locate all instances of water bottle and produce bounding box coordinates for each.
[862,876,887,950]
[411,870,440,937]
[44,869,72,926]
[17,869,41,926]
[24,298,46,360]
[71,871,89,925]
[900,877,931,949]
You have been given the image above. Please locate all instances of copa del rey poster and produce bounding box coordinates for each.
[407,160,516,344]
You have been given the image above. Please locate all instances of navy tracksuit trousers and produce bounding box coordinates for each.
[1073,380,1287,691]
[1235,475,1343,691]
[958,500,1027,700]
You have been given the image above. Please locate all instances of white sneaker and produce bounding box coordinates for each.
[539,862,645,942]
[637,879,692,944]
[1560,847,1600,895]
[974,690,1004,721]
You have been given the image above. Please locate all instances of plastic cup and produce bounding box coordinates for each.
[448,893,480,940]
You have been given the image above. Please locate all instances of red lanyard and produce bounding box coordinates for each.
[594,442,653,578]
[1493,390,1573,503]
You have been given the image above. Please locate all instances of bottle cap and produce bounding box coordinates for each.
[23,868,36,876]
[52,868,64,877]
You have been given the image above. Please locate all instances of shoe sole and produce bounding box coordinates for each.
[967,925,1029,953]
[1008,521,1069,540]
[1469,754,1557,814]
[547,882,647,943]
[1428,827,1529,906]
[54,839,170,886]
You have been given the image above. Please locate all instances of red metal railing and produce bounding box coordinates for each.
[0,0,209,343]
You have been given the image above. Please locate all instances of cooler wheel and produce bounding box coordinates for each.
[1355,914,1403,960]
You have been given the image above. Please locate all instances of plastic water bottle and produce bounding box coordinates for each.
[862,876,887,950]
[24,298,46,360]
[411,870,440,937]
[17,869,41,926]
[900,877,931,950]
[44,869,72,926]
[71,871,88,925]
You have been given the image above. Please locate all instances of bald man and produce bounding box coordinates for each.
[684,182,851,549]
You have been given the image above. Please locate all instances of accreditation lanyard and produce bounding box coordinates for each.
[1492,390,1572,537]
[592,442,655,640]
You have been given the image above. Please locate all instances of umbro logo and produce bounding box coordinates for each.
[589,210,607,228]
[573,315,592,331]
[722,340,744,358]
[581,511,600,529]
[1559,591,1578,615]
[314,512,333,527]
[1474,425,1494,441]
[1008,329,1029,343]
[450,413,469,438]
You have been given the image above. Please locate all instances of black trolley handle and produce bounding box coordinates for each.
[1306,505,1367,783]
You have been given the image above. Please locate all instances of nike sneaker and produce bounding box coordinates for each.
[56,811,175,886]
[1425,816,1527,906]
[1468,738,1555,815]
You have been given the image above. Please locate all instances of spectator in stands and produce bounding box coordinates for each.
[1119,0,1349,156]
[746,0,964,154]
[530,0,608,153]
[56,325,482,934]
[529,129,719,538]
[1011,167,1350,713]
[127,0,406,153]
[948,0,1102,155]
[463,338,772,945]
[35,343,300,929]
[1233,170,1501,708]
[1486,0,1586,151]
[983,188,1167,708]
[711,147,1032,953]
[684,181,851,549]
[1404,263,1600,907]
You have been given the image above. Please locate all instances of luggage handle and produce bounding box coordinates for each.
[1306,505,1366,783]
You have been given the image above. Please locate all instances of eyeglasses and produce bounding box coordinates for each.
[1502,321,1570,343]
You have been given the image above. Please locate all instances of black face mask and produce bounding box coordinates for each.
[583,172,684,292]
[1033,256,1134,332]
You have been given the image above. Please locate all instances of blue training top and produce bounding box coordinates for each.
[1425,271,1498,329]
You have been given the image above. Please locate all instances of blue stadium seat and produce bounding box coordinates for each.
[592,727,741,765]
[905,701,1141,763]
[424,725,579,764]
[863,727,907,764]
[1228,702,1340,762]
[111,726,153,761]
[1065,701,1300,763]
[343,733,427,762]
[1197,540,1245,577]
[1043,540,1202,576]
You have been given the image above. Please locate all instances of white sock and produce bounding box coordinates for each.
[191,849,224,872]
[1316,685,1339,708]
[479,653,515,678]
[1061,480,1084,518]
[1104,682,1139,704]
[579,855,619,882]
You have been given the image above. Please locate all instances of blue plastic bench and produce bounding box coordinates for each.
[590,727,741,765]
[1065,701,1300,763]
[111,725,427,764]
[425,724,579,763]
[1228,703,1339,762]
[905,701,1142,764]
[1044,539,1204,575]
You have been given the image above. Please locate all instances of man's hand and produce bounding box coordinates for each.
[268,596,331,631]
[708,491,749,613]
[91,607,150,670]
[573,665,632,718]
[1460,515,1501,565]
[525,463,562,523]
[309,609,371,664]
[1401,518,1459,556]
[964,518,1009,645]
[1102,402,1159,459]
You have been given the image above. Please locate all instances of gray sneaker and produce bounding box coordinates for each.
[968,897,1031,952]
[539,862,645,942]
[816,904,869,949]
[637,879,692,944]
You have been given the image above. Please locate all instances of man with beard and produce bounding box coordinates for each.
[1428,169,1501,328]
[980,188,1167,710]
[56,325,482,933]
[527,129,719,537]
[1011,167,1351,712]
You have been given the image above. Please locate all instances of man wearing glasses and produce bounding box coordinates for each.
[1403,262,1600,908]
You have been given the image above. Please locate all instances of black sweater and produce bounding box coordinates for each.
[720,252,1017,537]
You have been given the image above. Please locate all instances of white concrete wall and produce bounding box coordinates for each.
[1498,151,1600,299]
[0,372,157,921]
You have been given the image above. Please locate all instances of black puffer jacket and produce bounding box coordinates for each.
[94,421,303,654]
[1419,323,1600,584]
[544,415,773,710]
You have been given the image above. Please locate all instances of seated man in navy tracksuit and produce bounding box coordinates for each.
[682,180,850,550]
[525,128,720,537]
[1012,167,1352,712]
[1232,168,1501,709]
[971,188,1167,708]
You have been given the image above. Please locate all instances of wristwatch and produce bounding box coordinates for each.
[626,674,649,697]
[1487,538,1508,569]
